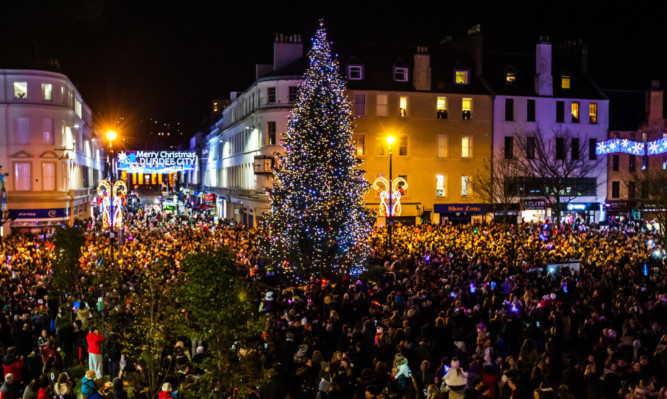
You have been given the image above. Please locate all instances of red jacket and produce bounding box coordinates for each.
[87,332,105,355]
[2,359,22,382]
[158,391,173,399]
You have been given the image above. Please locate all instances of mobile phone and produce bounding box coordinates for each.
[264,343,268,349]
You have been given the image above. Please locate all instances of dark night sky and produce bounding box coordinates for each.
[2,1,666,144]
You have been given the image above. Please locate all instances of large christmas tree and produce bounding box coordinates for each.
[265,22,372,278]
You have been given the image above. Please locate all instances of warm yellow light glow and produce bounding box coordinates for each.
[106,131,118,141]
[386,136,396,146]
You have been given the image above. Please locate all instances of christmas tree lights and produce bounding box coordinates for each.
[264,21,373,278]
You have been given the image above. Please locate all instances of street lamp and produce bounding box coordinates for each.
[386,136,395,253]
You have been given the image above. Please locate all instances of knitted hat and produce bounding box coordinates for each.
[318,379,330,392]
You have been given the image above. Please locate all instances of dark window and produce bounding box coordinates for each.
[628,181,636,199]
[505,98,514,121]
[556,137,565,160]
[267,121,276,145]
[556,101,565,123]
[527,99,536,122]
[612,181,620,198]
[571,138,580,160]
[267,87,276,104]
[589,138,597,160]
[289,86,298,102]
[527,137,536,159]
[612,155,619,171]
[505,136,514,159]
[641,181,649,198]
[629,155,635,171]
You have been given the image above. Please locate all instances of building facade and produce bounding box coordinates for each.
[202,33,495,226]
[343,40,493,224]
[489,38,609,223]
[0,69,103,233]
[202,34,304,225]
[604,82,666,221]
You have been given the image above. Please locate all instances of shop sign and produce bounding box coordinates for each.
[9,208,69,219]
[434,204,490,214]
[524,199,546,209]
[117,151,197,173]
[204,194,215,202]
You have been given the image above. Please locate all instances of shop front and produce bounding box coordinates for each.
[10,208,70,233]
[521,199,548,223]
[604,200,637,222]
[434,203,490,224]
[560,202,601,224]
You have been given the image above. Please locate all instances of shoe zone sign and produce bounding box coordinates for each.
[117,151,197,174]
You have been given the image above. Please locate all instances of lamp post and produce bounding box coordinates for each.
[386,136,395,253]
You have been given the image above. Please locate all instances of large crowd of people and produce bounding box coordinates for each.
[0,202,664,399]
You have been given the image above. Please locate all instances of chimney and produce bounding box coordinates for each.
[535,36,553,96]
[647,80,664,129]
[413,46,431,91]
[274,33,303,71]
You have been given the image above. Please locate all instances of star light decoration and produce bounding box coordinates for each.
[263,21,373,278]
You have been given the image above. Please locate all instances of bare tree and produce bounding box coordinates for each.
[514,128,601,226]
[628,168,667,243]
[472,149,521,229]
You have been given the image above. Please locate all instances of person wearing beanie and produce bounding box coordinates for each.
[80,370,99,399]
[315,379,331,399]
[441,357,468,399]
[0,374,15,399]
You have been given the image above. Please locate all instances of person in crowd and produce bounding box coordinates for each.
[86,328,104,379]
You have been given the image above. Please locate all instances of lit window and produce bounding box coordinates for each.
[399,135,408,156]
[394,67,408,82]
[399,96,408,117]
[589,102,598,124]
[13,82,27,99]
[14,162,31,191]
[461,136,472,158]
[354,134,365,156]
[14,118,29,145]
[436,96,448,119]
[42,119,54,144]
[462,98,472,120]
[562,75,571,89]
[376,94,388,117]
[75,100,82,118]
[348,65,363,80]
[506,72,516,86]
[42,83,52,101]
[571,102,580,123]
[455,70,469,84]
[461,176,472,197]
[436,175,446,197]
[42,162,56,191]
[437,135,448,157]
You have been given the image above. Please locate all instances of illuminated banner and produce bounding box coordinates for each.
[117,151,197,173]
[648,137,667,155]
[595,139,644,155]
